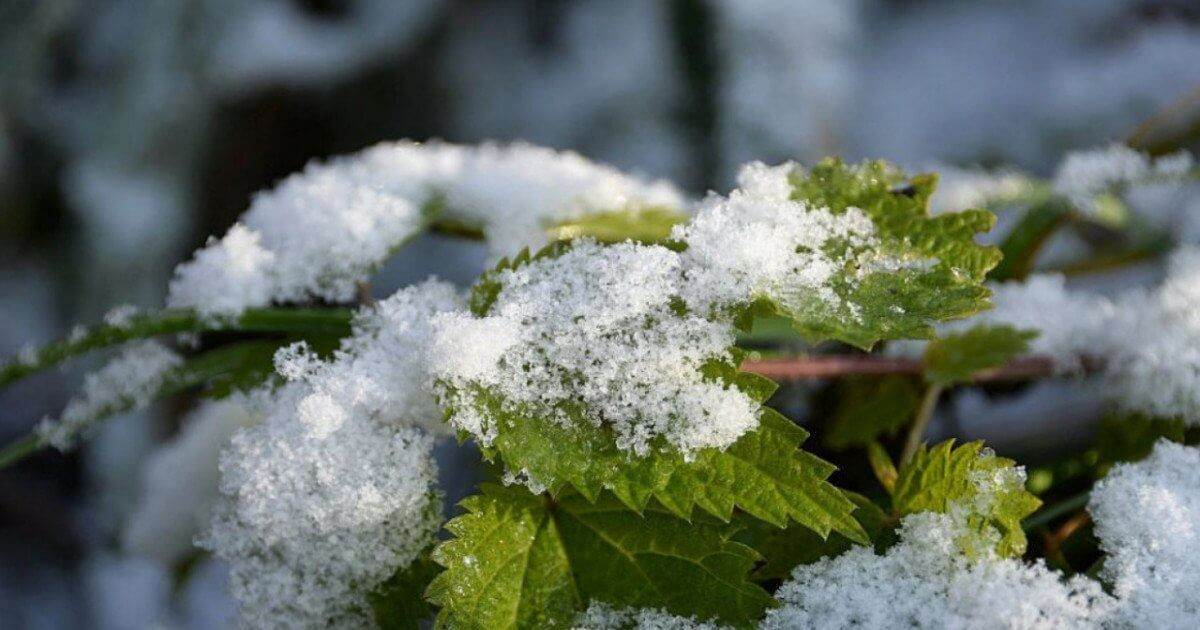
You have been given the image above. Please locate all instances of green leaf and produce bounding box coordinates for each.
[735,491,890,582]
[824,376,919,449]
[892,440,1041,557]
[866,441,898,494]
[922,324,1038,385]
[371,553,443,629]
[988,200,1074,281]
[465,382,867,544]
[545,206,688,244]
[427,485,772,629]
[781,159,1002,349]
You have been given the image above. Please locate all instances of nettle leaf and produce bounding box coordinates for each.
[923,324,1038,385]
[427,484,773,629]
[782,159,1002,349]
[735,491,891,582]
[468,384,868,544]
[824,375,919,450]
[892,440,1041,557]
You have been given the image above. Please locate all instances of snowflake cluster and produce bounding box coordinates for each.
[200,282,459,628]
[432,163,878,458]
[1090,440,1200,627]
[167,141,683,320]
[764,510,1115,629]
[430,239,756,456]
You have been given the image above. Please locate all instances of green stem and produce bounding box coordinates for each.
[0,307,352,388]
[1022,491,1091,532]
[900,383,943,464]
[0,340,284,470]
[0,434,41,469]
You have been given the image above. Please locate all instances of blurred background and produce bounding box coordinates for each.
[1,0,1199,627]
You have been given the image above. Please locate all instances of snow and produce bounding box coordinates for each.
[431,239,757,458]
[168,141,684,320]
[123,398,255,564]
[1090,441,1200,628]
[36,341,182,450]
[672,161,877,316]
[200,281,460,627]
[1053,144,1194,216]
[575,601,729,629]
[201,385,440,628]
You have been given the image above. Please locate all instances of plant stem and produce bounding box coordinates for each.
[742,354,1072,382]
[0,340,283,470]
[900,383,943,464]
[0,307,352,388]
[0,434,41,469]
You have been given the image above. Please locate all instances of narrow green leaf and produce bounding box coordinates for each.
[866,441,898,493]
[0,307,352,388]
[988,200,1074,281]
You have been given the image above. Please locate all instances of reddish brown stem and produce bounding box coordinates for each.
[742,355,1065,382]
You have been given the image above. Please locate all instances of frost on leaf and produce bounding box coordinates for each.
[892,440,1041,557]
[427,484,772,629]
[433,240,759,458]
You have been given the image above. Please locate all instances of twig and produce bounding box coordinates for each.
[741,355,1064,382]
